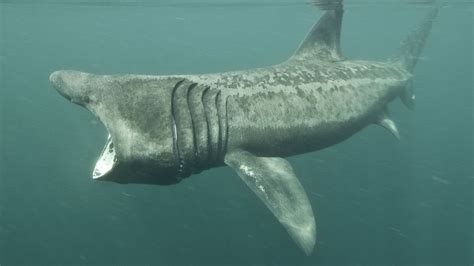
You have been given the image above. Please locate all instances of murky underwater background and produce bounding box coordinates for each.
[0,0,473,265]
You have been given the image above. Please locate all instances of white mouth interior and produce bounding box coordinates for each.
[93,134,116,179]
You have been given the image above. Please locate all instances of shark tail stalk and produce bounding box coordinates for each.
[394,5,439,110]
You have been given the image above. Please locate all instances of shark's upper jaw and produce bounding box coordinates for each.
[50,70,118,180]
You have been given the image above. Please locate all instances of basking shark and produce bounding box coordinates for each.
[49,4,437,255]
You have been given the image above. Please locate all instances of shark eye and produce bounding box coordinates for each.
[75,95,91,106]
[82,96,91,104]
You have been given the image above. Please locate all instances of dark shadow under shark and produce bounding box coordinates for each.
[49,4,438,255]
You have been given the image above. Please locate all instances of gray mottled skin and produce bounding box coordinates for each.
[49,5,437,255]
[50,56,408,182]
[195,60,409,156]
[50,49,410,180]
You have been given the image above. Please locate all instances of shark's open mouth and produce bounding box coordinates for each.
[93,134,116,179]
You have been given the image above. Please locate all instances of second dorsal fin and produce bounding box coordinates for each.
[293,5,344,61]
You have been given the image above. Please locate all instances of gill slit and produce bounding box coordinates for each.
[215,90,223,161]
[224,95,229,155]
[201,86,212,164]
[186,82,198,171]
[171,79,185,176]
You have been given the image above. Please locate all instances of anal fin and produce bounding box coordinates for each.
[224,150,316,255]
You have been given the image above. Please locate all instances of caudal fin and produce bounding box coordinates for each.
[395,6,439,73]
[394,5,438,109]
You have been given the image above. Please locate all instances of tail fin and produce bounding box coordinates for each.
[394,5,438,109]
[395,6,439,73]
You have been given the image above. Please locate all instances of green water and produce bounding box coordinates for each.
[0,1,473,265]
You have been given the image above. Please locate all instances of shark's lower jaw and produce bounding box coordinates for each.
[91,132,183,185]
[93,134,116,180]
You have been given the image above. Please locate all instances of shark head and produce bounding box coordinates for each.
[50,70,183,185]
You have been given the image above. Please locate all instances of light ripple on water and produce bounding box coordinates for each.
[0,0,472,8]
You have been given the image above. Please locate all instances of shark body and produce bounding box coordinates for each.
[49,6,437,255]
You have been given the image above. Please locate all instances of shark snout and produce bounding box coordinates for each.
[50,70,92,106]
[50,71,72,101]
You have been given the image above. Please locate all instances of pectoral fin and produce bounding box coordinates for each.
[224,150,316,255]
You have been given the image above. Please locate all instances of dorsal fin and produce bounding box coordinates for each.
[293,6,344,61]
